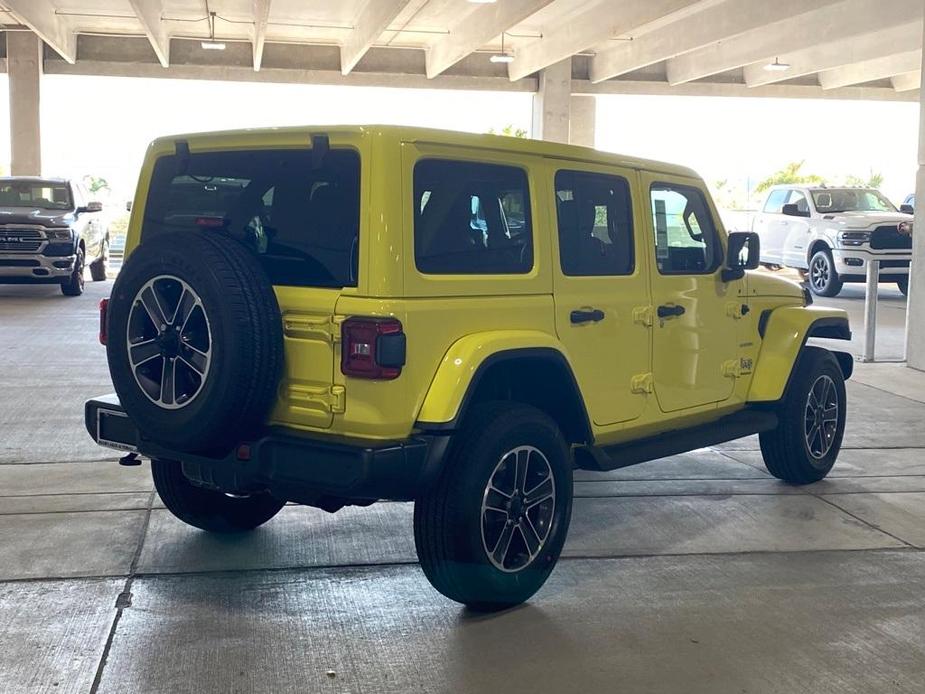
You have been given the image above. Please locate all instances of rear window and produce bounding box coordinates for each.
[413,159,533,275]
[144,148,360,288]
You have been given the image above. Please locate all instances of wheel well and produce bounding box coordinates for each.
[462,354,592,445]
[807,240,830,264]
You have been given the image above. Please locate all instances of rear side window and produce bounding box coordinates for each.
[144,148,360,288]
[555,170,634,276]
[413,159,533,275]
[650,183,722,275]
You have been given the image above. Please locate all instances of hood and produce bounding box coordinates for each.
[746,271,805,300]
[819,211,913,229]
[0,207,75,228]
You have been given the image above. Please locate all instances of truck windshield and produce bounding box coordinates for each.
[144,148,360,288]
[811,189,896,214]
[0,181,72,210]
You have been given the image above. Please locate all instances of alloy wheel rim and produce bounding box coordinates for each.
[480,445,556,573]
[804,374,839,460]
[127,275,212,410]
[810,256,829,291]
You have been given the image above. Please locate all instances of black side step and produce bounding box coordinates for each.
[575,409,778,472]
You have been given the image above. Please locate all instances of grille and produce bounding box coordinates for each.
[0,226,46,253]
[870,226,913,250]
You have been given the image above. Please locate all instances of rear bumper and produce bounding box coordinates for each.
[85,395,446,504]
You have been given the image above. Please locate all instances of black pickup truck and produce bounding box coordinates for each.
[0,177,108,296]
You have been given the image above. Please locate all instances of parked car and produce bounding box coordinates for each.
[85,126,852,609]
[901,193,915,214]
[752,185,912,296]
[0,177,109,296]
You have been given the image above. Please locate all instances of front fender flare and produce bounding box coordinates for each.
[749,306,851,403]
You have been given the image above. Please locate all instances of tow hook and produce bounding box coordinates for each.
[119,451,142,467]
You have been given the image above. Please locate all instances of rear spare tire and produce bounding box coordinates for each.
[106,230,283,452]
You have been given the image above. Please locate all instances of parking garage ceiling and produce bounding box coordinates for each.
[0,0,922,99]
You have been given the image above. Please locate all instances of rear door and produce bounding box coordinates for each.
[551,164,651,426]
[141,135,365,429]
[755,188,789,263]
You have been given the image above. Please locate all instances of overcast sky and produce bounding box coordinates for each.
[0,74,917,205]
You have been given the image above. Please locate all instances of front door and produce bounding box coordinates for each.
[644,176,739,413]
[552,164,651,426]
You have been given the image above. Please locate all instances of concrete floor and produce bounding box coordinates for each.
[1,279,924,693]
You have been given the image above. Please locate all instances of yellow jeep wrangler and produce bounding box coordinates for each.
[86,126,851,609]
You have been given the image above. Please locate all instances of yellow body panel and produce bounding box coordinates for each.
[124,124,849,446]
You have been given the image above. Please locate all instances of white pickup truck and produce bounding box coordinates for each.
[752,185,913,297]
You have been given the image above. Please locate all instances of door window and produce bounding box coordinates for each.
[555,170,634,276]
[763,189,789,214]
[413,159,532,274]
[650,184,722,275]
[786,190,810,215]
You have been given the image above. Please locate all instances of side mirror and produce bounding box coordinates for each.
[781,203,809,218]
[78,201,103,214]
[900,204,914,215]
[125,201,133,212]
[723,231,760,282]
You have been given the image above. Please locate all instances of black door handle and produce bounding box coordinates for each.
[570,308,605,324]
[657,304,686,319]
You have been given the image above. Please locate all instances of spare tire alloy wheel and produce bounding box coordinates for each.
[481,446,556,573]
[127,276,212,409]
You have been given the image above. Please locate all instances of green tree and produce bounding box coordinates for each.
[845,170,884,189]
[755,161,825,193]
[488,125,528,138]
[83,175,111,195]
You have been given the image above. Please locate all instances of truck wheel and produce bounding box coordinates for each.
[759,347,846,484]
[897,278,909,296]
[414,403,573,611]
[152,458,285,533]
[89,239,108,282]
[106,230,283,452]
[808,249,843,297]
[60,247,85,296]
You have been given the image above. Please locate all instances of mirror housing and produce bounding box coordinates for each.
[722,231,760,282]
[900,203,914,215]
[781,203,809,218]
[78,201,103,214]
[125,200,133,212]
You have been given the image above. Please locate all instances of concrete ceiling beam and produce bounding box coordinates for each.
[341,0,412,76]
[4,0,77,63]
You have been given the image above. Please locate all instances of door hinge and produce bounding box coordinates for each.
[722,359,742,378]
[633,306,654,327]
[631,372,654,394]
[287,384,346,414]
[282,313,345,342]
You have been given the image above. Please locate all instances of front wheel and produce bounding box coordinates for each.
[808,249,843,297]
[414,403,573,611]
[60,247,85,296]
[759,347,847,484]
[152,458,286,533]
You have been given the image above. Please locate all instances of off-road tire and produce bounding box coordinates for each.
[414,402,573,611]
[89,239,108,282]
[897,277,909,296]
[61,247,85,296]
[107,230,283,452]
[808,249,843,297]
[759,347,846,484]
[152,458,285,532]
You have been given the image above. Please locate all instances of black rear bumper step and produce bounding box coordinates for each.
[575,409,778,472]
[84,395,446,504]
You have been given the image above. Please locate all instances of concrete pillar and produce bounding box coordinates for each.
[532,58,571,144]
[905,18,925,370]
[569,95,596,148]
[7,32,43,176]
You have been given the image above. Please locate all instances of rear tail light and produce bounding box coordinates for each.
[99,298,110,345]
[341,317,405,380]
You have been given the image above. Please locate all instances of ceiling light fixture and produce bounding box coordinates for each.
[490,32,514,64]
[468,0,498,4]
[201,10,226,50]
[764,57,791,72]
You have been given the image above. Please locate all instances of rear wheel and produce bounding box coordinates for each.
[897,277,909,296]
[89,239,108,282]
[152,458,285,532]
[808,249,843,297]
[60,247,85,296]
[759,347,846,484]
[414,403,573,611]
